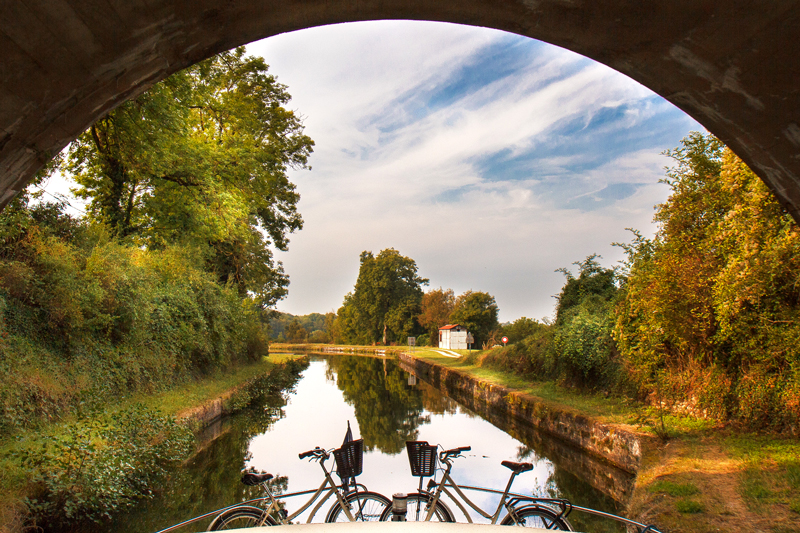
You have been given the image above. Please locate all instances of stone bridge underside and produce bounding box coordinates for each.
[1,1,799,221]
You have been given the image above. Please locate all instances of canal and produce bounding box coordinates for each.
[109,355,635,533]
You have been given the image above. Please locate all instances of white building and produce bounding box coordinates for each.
[438,324,470,350]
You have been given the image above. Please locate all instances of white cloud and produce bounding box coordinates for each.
[249,21,701,322]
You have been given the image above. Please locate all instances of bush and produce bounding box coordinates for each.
[13,405,194,527]
[0,212,271,434]
[555,306,619,388]
[482,323,555,378]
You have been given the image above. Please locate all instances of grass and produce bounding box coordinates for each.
[675,499,704,513]
[723,434,800,516]
[116,353,306,417]
[0,352,307,506]
[648,480,701,497]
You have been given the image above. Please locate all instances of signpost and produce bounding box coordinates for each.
[502,336,509,346]
[408,337,415,353]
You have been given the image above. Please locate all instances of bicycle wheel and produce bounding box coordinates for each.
[326,491,391,522]
[379,493,455,522]
[500,504,573,530]
[207,506,277,530]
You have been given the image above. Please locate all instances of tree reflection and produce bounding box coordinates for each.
[416,379,459,415]
[516,445,626,533]
[328,356,428,454]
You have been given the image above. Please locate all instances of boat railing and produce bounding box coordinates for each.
[153,485,659,533]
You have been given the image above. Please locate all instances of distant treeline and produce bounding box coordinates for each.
[270,311,330,343]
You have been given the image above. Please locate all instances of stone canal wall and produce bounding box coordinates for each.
[271,343,404,357]
[398,353,642,475]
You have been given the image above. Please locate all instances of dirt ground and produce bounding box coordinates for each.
[630,434,799,533]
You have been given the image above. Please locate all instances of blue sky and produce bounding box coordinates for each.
[245,21,700,322]
[46,20,701,323]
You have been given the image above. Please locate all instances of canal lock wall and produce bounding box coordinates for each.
[398,353,642,503]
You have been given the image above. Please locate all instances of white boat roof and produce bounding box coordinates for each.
[213,523,558,532]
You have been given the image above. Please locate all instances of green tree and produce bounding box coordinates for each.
[449,291,499,347]
[551,255,620,387]
[65,47,314,308]
[554,254,618,326]
[500,317,543,343]
[336,249,428,344]
[284,320,308,343]
[417,288,455,344]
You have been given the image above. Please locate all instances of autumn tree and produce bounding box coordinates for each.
[418,288,455,344]
[615,132,800,428]
[65,47,314,308]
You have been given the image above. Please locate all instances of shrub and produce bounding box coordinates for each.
[13,405,194,527]
[0,215,272,434]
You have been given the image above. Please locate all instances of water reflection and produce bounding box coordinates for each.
[103,355,634,533]
[326,356,428,453]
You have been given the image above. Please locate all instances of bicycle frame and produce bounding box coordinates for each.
[257,451,357,524]
[422,455,523,524]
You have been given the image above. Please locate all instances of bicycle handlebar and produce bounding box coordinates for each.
[440,446,471,460]
[298,447,325,460]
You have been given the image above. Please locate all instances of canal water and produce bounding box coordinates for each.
[109,355,635,533]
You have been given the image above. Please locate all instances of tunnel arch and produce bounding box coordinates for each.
[1,1,799,221]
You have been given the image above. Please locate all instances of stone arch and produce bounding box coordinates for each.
[1,1,799,221]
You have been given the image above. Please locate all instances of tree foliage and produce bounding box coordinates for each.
[417,288,455,344]
[65,47,314,308]
[335,249,428,345]
[615,132,800,427]
[449,290,499,347]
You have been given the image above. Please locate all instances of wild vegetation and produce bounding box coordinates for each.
[484,132,800,431]
[0,46,311,432]
[0,47,312,531]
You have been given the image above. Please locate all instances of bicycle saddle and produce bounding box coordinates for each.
[241,472,274,485]
[501,461,533,473]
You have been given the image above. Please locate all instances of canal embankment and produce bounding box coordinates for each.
[396,349,800,533]
[398,351,644,474]
[0,353,308,533]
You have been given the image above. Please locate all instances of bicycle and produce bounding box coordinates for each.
[379,440,574,529]
[207,438,390,529]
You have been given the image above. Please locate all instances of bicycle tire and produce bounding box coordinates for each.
[500,504,574,530]
[326,491,391,522]
[379,493,455,522]
[207,506,277,530]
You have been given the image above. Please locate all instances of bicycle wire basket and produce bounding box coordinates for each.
[406,440,437,477]
[334,438,364,479]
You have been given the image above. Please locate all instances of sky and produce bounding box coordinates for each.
[43,20,701,323]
